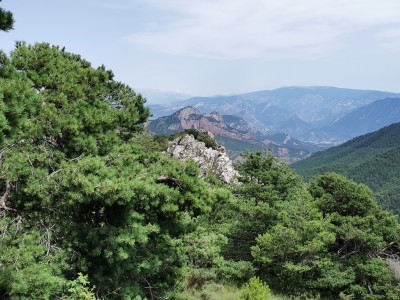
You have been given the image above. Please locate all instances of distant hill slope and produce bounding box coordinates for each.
[300,98,400,142]
[293,122,400,213]
[147,106,327,162]
[148,86,400,142]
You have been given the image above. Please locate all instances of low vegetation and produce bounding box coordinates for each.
[154,129,220,151]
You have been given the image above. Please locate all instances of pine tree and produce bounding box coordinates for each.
[0,1,14,32]
[0,43,222,298]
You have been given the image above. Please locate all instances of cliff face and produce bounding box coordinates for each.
[149,106,256,141]
[166,132,239,185]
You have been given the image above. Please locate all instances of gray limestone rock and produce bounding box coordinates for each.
[166,133,239,185]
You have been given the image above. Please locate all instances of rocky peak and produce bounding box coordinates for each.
[205,111,223,122]
[173,106,201,119]
[166,132,239,185]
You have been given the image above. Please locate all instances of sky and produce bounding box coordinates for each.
[1,0,400,101]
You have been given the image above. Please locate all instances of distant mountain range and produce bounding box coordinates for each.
[300,98,400,142]
[147,106,327,161]
[293,122,400,214]
[138,89,191,105]
[148,86,400,143]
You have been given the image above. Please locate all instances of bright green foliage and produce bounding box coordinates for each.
[308,173,400,299]
[252,197,335,293]
[238,277,271,300]
[0,1,14,32]
[0,43,222,298]
[0,213,66,299]
[62,273,97,300]
[309,173,399,257]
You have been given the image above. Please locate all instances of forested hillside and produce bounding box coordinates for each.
[293,122,400,213]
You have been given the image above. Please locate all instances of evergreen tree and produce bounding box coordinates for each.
[308,173,400,299]
[0,1,14,32]
[0,43,222,298]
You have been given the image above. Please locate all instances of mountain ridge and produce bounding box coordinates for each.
[148,86,400,143]
[293,122,400,213]
[147,106,327,161]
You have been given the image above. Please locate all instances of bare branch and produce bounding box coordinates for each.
[1,181,15,211]
[142,277,154,300]
[156,175,184,191]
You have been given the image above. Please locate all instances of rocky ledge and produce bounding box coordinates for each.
[166,132,239,185]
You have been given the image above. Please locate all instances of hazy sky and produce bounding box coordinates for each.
[2,0,400,97]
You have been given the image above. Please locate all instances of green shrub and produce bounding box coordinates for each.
[238,277,271,300]
[171,129,219,150]
[62,274,97,300]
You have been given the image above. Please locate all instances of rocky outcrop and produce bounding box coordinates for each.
[166,132,239,185]
[148,106,256,141]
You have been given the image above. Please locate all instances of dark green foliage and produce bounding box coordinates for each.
[308,173,400,299]
[250,173,400,299]
[293,122,400,213]
[224,151,306,264]
[251,197,335,294]
[0,1,14,32]
[235,151,303,204]
[152,134,171,151]
[0,43,223,298]
[10,42,149,157]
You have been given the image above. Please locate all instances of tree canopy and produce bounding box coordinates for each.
[0,43,229,299]
[0,1,14,32]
